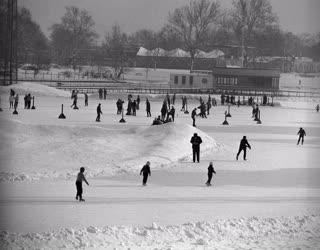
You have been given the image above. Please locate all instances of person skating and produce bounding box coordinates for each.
[206,162,216,186]
[84,93,88,106]
[172,93,176,105]
[161,101,168,120]
[103,88,107,100]
[190,133,202,163]
[316,104,319,112]
[132,100,137,116]
[146,98,151,117]
[167,106,175,122]
[70,92,78,109]
[9,94,14,109]
[75,167,89,202]
[191,108,197,127]
[96,103,102,122]
[136,95,140,110]
[236,136,251,161]
[297,127,306,145]
[14,94,19,110]
[140,161,151,186]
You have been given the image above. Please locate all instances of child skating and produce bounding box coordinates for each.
[75,167,89,202]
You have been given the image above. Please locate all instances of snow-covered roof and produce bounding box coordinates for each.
[136,47,224,58]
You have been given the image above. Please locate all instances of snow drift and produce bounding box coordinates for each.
[0,120,220,182]
[1,215,319,249]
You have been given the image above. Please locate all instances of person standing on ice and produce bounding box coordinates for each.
[140,161,151,186]
[236,136,251,161]
[190,133,202,163]
[96,103,102,122]
[146,98,151,117]
[75,167,89,202]
[136,95,140,110]
[297,127,306,145]
[9,94,14,109]
[14,94,19,110]
[206,162,216,186]
[191,108,197,127]
[84,93,88,106]
[316,104,319,112]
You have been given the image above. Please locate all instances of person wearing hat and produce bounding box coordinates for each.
[75,167,89,202]
[206,162,216,186]
[190,133,203,163]
[236,136,251,161]
[140,161,151,186]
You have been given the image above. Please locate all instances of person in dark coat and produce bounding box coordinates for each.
[191,108,197,127]
[75,167,89,202]
[103,88,107,100]
[316,104,319,112]
[190,133,202,163]
[297,127,306,145]
[161,101,168,121]
[140,161,151,186]
[136,95,140,110]
[146,98,151,117]
[168,106,175,122]
[84,93,88,106]
[96,103,102,122]
[132,100,137,116]
[236,136,251,160]
[172,93,176,105]
[24,94,28,109]
[206,162,216,186]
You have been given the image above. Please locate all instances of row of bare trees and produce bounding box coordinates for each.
[8,0,320,74]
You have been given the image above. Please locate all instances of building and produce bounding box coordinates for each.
[169,67,280,91]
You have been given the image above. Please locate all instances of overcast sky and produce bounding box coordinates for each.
[22,0,320,40]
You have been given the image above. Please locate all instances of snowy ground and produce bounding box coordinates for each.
[0,82,320,249]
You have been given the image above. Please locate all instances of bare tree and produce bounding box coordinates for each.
[103,24,128,79]
[231,0,277,66]
[50,6,97,66]
[168,0,220,71]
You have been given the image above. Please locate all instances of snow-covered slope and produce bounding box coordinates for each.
[0,82,71,97]
[0,119,221,181]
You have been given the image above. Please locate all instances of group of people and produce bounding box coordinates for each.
[98,88,107,100]
[23,94,33,109]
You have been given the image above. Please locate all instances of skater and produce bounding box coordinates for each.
[136,95,140,110]
[84,93,88,106]
[190,133,202,163]
[206,98,211,115]
[297,127,306,145]
[316,104,319,112]
[146,98,151,117]
[27,94,32,109]
[167,106,175,122]
[103,88,107,100]
[132,100,137,116]
[71,92,78,109]
[14,94,19,110]
[75,167,89,202]
[116,99,124,114]
[140,161,151,186]
[172,93,176,105]
[161,101,168,121]
[191,108,197,127]
[9,94,14,109]
[96,103,102,122]
[24,94,28,109]
[206,162,216,186]
[236,136,251,161]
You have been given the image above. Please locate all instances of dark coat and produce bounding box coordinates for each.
[297,129,306,137]
[239,138,251,149]
[190,135,202,149]
[140,164,151,176]
[208,165,216,175]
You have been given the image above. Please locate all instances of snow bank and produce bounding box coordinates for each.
[1,215,319,249]
[0,120,221,182]
[0,82,71,97]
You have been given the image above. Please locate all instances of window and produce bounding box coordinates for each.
[223,77,227,85]
[189,76,193,85]
[182,75,186,84]
[235,78,238,85]
[174,75,178,84]
[202,78,208,84]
